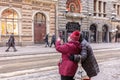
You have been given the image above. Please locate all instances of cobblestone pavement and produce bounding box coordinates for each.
[2,58,120,80]
[0,43,120,80]
[91,58,120,80]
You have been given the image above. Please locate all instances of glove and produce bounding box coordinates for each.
[69,54,81,62]
[74,55,81,62]
[69,54,74,61]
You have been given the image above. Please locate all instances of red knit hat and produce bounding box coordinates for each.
[70,30,80,41]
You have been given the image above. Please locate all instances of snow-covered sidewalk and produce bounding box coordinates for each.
[92,58,120,80]
[1,58,120,80]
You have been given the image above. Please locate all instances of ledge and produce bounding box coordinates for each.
[65,12,86,19]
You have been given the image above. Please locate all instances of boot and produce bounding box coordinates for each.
[14,49,17,52]
[5,50,9,52]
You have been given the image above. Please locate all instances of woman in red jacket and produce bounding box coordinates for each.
[55,30,81,80]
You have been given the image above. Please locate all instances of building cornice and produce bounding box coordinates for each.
[65,12,86,19]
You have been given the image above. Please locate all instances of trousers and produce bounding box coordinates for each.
[61,75,75,80]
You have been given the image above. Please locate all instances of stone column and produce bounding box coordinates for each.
[21,3,33,45]
[96,0,99,17]
[97,29,103,43]
[101,1,103,17]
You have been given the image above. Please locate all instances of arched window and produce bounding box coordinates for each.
[1,8,19,35]
[66,0,81,13]
[70,4,76,12]
[90,24,97,43]
[34,12,46,24]
[102,25,108,42]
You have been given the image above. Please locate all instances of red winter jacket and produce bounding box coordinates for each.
[55,40,81,76]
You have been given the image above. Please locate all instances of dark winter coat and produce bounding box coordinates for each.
[80,39,100,77]
[55,40,81,76]
[7,35,15,47]
[44,34,49,42]
[51,34,56,42]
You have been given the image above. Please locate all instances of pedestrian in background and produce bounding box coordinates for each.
[50,33,56,47]
[59,31,65,43]
[44,33,49,47]
[5,33,17,52]
[55,30,81,80]
[69,32,100,80]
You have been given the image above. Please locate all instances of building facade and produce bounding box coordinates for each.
[57,0,120,43]
[0,0,56,46]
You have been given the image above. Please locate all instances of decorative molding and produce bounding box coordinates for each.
[65,12,86,18]
[66,0,81,13]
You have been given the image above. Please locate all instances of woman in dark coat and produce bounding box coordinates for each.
[50,33,56,47]
[44,34,49,47]
[5,33,17,52]
[69,32,100,79]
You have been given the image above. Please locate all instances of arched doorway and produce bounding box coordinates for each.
[1,8,19,35]
[102,25,108,42]
[90,24,97,43]
[34,12,46,44]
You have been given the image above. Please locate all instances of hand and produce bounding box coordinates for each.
[69,54,74,61]
[69,54,81,62]
[57,37,61,41]
[74,55,81,62]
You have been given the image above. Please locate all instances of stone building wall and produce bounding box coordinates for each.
[0,0,56,46]
[57,0,120,43]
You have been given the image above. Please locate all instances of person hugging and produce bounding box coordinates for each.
[55,30,81,80]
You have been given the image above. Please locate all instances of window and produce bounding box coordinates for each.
[34,13,46,24]
[93,0,97,16]
[103,2,106,13]
[113,4,116,9]
[1,9,19,35]
[103,2,106,17]
[98,1,101,13]
[117,5,120,15]
[94,0,97,12]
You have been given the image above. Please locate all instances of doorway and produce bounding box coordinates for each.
[34,12,46,44]
[90,24,97,43]
[102,25,108,42]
